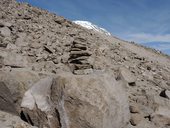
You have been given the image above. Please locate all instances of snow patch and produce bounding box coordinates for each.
[73,20,111,36]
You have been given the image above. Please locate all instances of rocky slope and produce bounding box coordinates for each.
[0,0,170,128]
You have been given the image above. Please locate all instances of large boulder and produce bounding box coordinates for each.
[21,72,130,128]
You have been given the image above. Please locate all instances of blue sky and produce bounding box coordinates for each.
[17,0,170,54]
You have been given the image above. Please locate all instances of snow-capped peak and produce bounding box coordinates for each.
[73,20,111,36]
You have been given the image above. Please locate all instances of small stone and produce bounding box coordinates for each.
[160,89,170,99]
[130,113,142,126]
[0,27,11,37]
[6,43,17,50]
[30,42,41,48]
[117,67,136,86]
[73,68,93,75]
[129,105,140,113]
[15,33,28,47]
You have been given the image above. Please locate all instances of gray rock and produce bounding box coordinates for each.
[129,104,140,113]
[130,113,142,126]
[0,51,28,68]
[0,27,11,37]
[117,67,136,86]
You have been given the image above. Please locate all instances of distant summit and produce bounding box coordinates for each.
[73,20,111,36]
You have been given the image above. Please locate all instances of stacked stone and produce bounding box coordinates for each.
[68,37,93,75]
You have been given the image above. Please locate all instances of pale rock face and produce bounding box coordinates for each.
[21,77,53,112]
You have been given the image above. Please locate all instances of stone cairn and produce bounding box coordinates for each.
[68,37,93,75]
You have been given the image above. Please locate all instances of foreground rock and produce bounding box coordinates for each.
[21,72,130,128]
[0,110,37,128]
